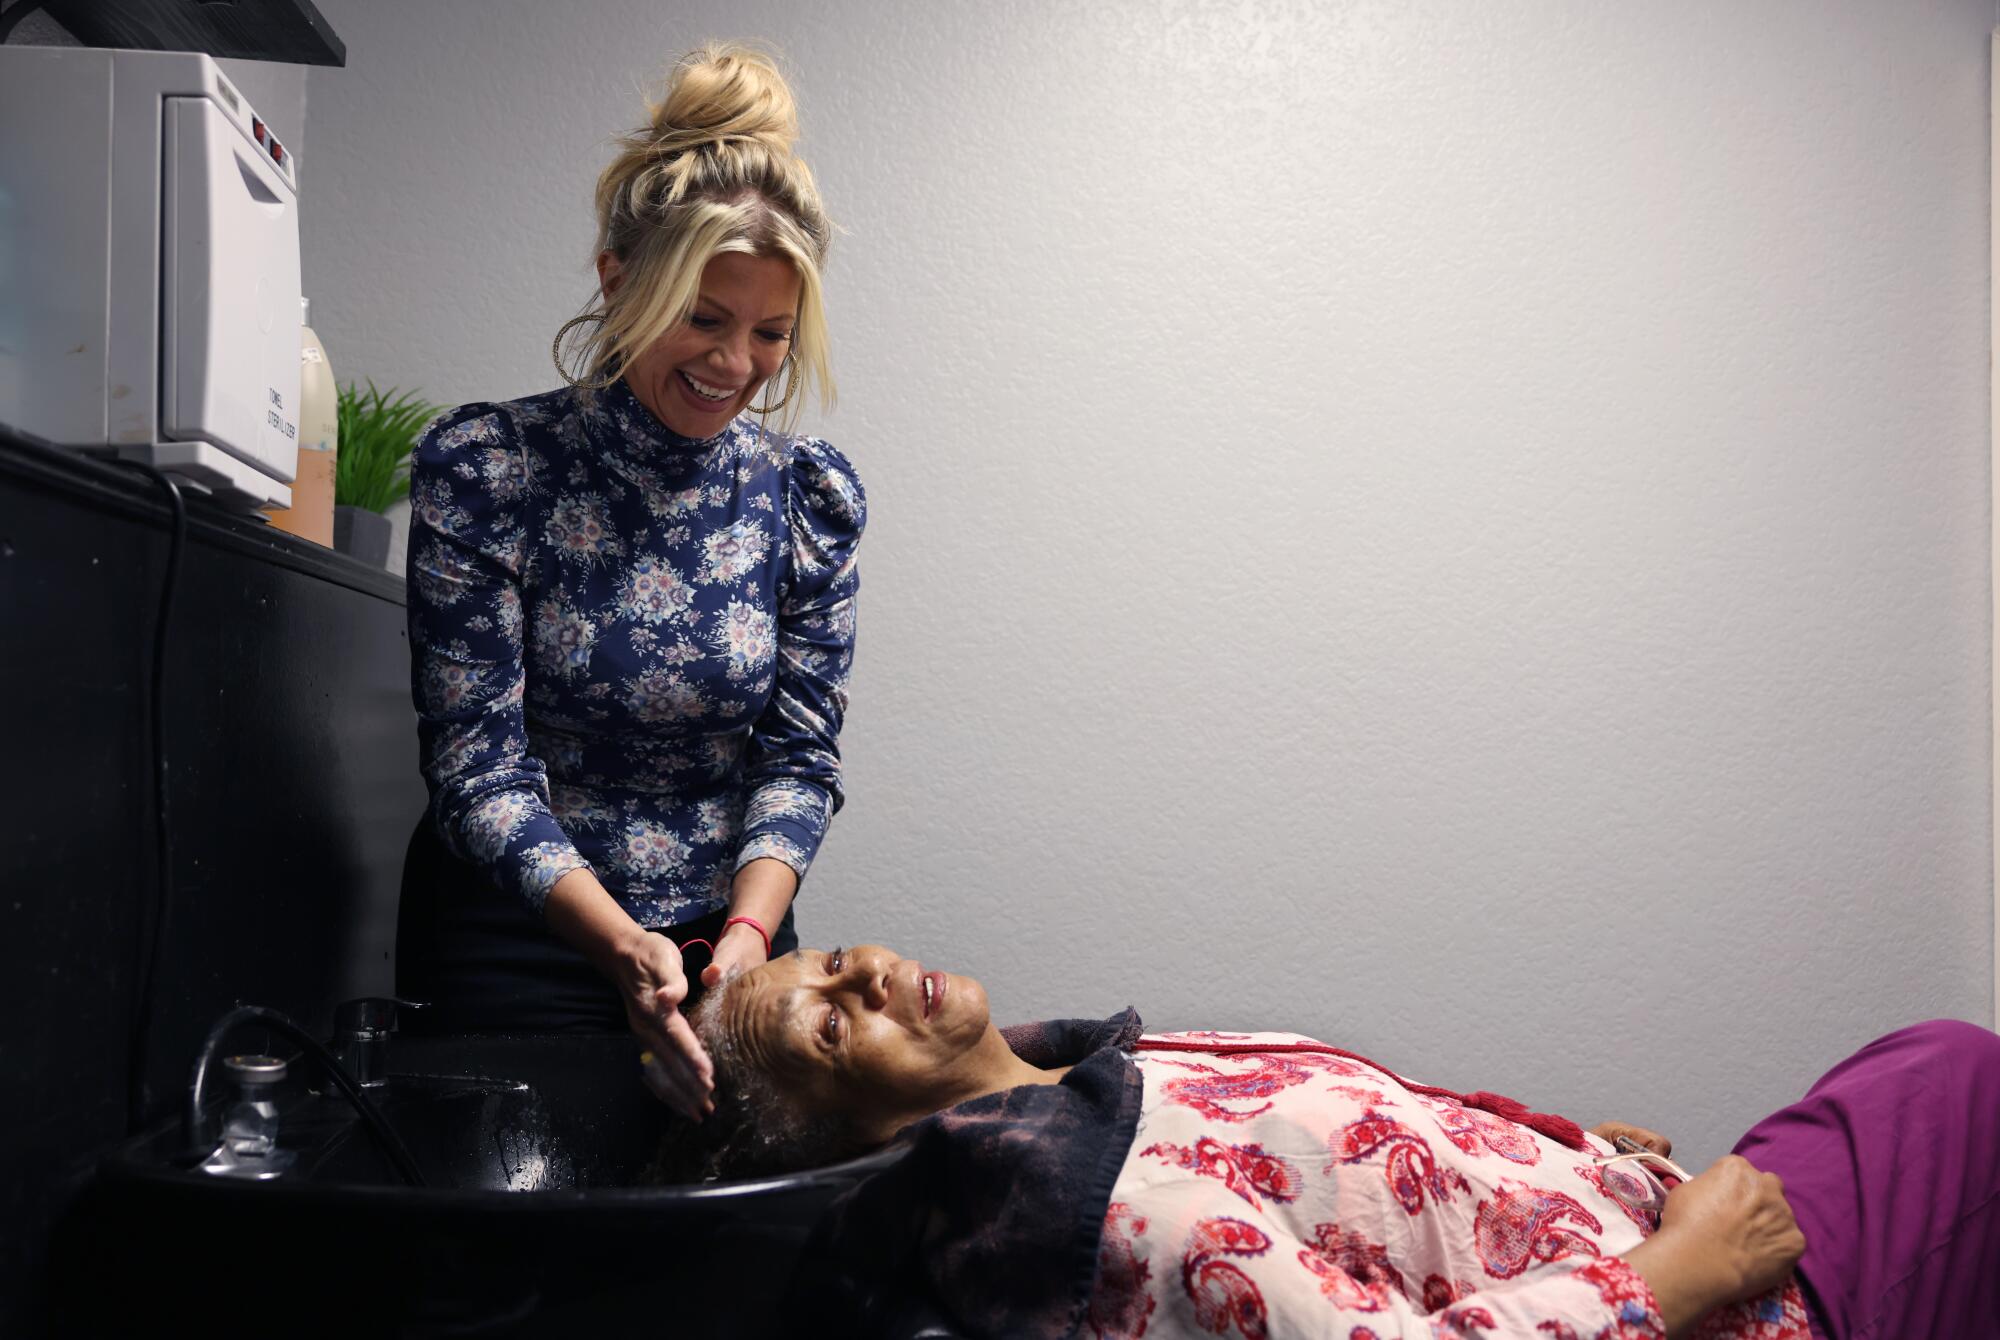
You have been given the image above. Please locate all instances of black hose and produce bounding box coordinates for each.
[186,1005,428,1187]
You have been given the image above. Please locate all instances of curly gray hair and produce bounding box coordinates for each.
[651,966,864,1182]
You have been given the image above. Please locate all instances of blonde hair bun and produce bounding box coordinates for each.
[564,40,836,429]
[648,42,799,158]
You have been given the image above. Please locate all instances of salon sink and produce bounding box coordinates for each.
[301,1073,559,1191]
[49,1033,931,1337]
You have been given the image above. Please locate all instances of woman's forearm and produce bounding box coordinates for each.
[547,859,797,973]
[545,866,647,973]
[724,857,799,948]
[1622,1231,1733,1338]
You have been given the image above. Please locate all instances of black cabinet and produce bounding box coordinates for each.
[0,432,421,1332]
[38,0,345,67]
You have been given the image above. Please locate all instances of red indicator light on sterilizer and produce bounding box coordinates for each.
[252,116,265,143]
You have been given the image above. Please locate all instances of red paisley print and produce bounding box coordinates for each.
[1474,1180,1605,1280]
[1570,1259,1661,1339]
[1691,1285,1814,1340]
[1423,1094,1542,1165]
[1141,1137,1303,1211]
[1296,1221,1406,1311]
[1115,1036,1808,1339]
[1152,1059,1286,1124]
[1573,1258,1652,1306]
[1182,1217,1272,1339]
[1161,1053,1377,1124]
[1282,1051,1378,1079]
[1090,1202,1156,1339]
[1423,1275,1478,1309]
[1328,1110,1472,1215]
[1572,1162,1656,1232]
[1432,1305,1500,1337]
[1577,1257,1811,1340]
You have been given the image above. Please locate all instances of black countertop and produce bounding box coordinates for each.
[0,423,403,605]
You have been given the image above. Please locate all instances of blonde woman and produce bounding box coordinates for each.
[398,43,863,1120]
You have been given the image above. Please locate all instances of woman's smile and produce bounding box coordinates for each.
[673,367,744,415]
[895,958,949,1024]
[603,249,803,438]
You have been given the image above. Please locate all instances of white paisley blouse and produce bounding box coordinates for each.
[1089,1033,1809,1340]
[405,375,865,925]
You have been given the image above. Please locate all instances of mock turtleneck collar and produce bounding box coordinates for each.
[587,372,734,455]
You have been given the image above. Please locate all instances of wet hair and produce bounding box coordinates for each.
[646,966,864,1182]
[555,40,836,431]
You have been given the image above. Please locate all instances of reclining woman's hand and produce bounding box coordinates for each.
[1590,1120,1672,1155]
[1623,1154,1805,1336]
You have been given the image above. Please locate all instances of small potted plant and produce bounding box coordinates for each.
[334,381,442,569]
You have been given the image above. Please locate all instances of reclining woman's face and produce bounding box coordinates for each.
[716,943,1005,1146]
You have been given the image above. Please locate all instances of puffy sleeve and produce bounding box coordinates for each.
[733,435,867,883]
[406,405,588,912]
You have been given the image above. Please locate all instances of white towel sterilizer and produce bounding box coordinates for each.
[0,45,302,509]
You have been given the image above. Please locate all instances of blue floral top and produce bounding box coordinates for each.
[405,375,866,927]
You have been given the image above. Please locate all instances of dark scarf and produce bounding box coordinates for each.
[785,1012,1590,1336]
[784,1009,1146,1339]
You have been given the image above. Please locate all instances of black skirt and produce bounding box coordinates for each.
[396,817,799,1035]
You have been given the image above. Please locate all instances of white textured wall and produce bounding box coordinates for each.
[303,0,1992,1163]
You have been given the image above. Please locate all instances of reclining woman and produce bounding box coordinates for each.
[666,943,2000,1340]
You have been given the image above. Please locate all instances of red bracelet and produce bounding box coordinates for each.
[723,915,773,958]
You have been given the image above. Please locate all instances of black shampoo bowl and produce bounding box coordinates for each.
[52,1033,911,1336]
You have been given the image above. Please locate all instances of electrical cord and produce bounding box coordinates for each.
[187,1004,428,1187]
[109,466,424,1187]
[116,460,185,1136]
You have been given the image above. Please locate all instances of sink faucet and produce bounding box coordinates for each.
[330,997,424,1087]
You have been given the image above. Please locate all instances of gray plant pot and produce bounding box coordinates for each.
[334,504,393,569]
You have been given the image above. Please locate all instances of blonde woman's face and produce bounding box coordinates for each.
[599,250,800,438]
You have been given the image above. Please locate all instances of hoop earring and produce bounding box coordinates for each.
[552,311,606,385]
[748,356,798,416]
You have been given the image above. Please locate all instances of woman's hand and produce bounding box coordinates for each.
[1657,1155,1805,1301]
[544,868,716,1120]
[701,858,797,989]
[701,917,771,988]
[1623,1155,1805,1335]
[1591,1120,1672,1156]
[607,924,714,1120]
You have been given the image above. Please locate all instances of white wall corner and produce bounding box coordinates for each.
[1988,27,1998,1029]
